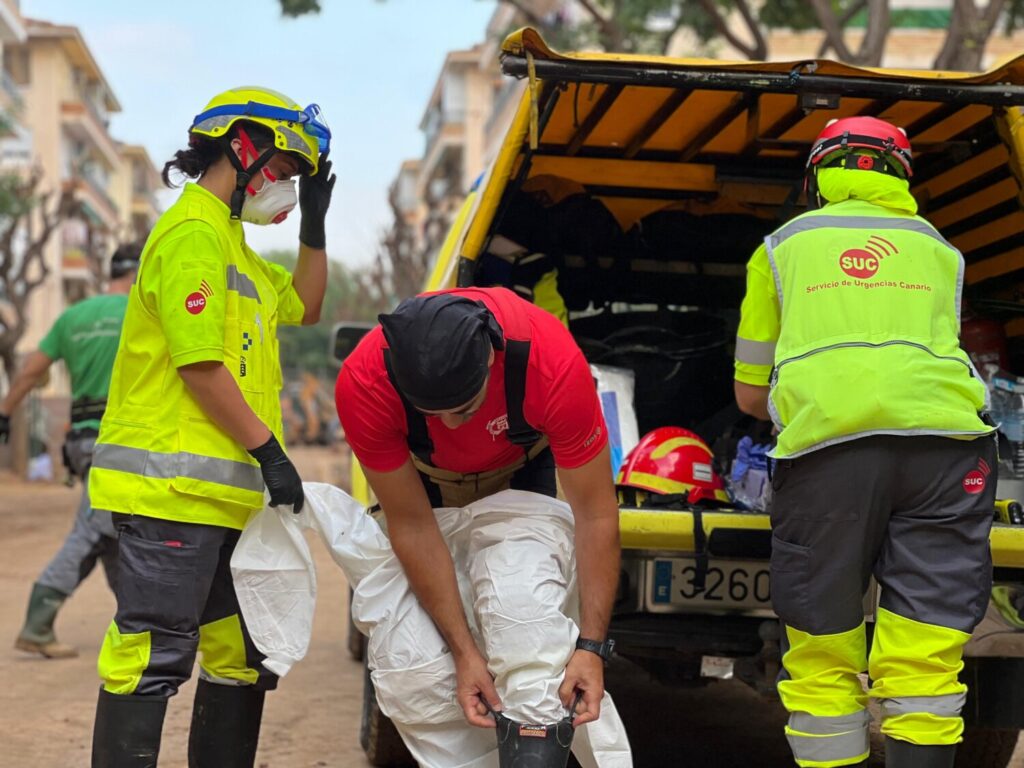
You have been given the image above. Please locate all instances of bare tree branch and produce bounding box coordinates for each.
[811,0,857,60]
[936,0,1008,69]
[859,0,891,66]
[575,0,625,50]
[695,0,766,59]
[502,0,546,28]
[0,170,81,382]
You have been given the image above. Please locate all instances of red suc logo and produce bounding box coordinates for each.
[963,457,991,495]
[839,235,898,279]
[185,292,206,315]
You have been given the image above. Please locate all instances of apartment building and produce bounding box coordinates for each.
[114,143,162,245]
[3,17,159,346]
[0,11,161,472]
[0,0,27,167]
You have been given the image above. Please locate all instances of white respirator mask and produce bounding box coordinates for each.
[241,167,297,226]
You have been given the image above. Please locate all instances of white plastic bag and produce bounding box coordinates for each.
[231,482,386,676]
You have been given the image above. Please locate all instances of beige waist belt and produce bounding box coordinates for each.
[411,437,549,487]
[409,438,550,508]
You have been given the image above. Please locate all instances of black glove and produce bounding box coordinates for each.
[248,434,305,513]
[0,412,9,444]
[298,152,336,250]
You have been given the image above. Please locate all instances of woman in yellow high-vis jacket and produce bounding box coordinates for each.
[735,117,993,768]
[88,86,335,768]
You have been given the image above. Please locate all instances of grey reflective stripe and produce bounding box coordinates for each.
[93,443,264,493]
[227,265,262,303]
[786,720,869,763]
[767,391,784,433]
[790,710,870,735]
[879,693,966,720]
[764,234,785,311]
[769,214,956,252]
[775,339,971,378]
[735,337,776,366]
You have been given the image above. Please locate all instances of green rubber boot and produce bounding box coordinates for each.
[15,582,77,658]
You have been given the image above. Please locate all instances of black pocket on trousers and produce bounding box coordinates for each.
[770,535,813,630]
[116,531,206,634]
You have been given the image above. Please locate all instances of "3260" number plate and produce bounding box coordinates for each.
[649,558,773,612]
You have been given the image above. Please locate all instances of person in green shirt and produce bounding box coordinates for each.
[0,242,141,658]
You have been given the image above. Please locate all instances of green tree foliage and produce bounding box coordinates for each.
[280,0,322,17]
[283,0,1019,69]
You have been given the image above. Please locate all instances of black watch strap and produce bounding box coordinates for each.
[576,636,615,662]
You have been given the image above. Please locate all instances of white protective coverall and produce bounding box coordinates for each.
[231,483,633,768]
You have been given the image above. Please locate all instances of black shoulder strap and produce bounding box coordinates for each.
[504,339,541,449]
[383,349,434,465]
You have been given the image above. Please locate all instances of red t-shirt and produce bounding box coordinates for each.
[335,288,607,474]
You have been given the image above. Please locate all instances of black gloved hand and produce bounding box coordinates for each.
[298,152,336,250]
[248,434,305,513]
[0,412,9,444]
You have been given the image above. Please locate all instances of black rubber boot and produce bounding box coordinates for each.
[494,712,575,768]
[15,582,77,658]
[91,688,167,767]
[188,679,266,768]
[885,736,956,768]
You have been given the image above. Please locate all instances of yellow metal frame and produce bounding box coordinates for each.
[620,509,1024,569]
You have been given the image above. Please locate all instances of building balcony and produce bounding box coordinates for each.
[418,120,466,201]
[61,100,120,170]
[0,68,22,115]
[0,1,25,44]
[0,118,29,167]
[64,173,118,230]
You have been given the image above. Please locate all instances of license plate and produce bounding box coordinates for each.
[648,558,772,612]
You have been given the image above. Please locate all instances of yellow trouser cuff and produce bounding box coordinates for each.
[793,752,871,768]
[879,712,963,746]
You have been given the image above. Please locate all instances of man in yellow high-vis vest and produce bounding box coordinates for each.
[87,87,335,768]
[734,116,995,768]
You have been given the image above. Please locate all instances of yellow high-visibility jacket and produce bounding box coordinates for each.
[90,183,305,528]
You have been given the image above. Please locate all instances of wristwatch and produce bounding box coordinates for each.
[576,636,615,663]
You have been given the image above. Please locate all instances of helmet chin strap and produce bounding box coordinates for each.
[224,126,277,220]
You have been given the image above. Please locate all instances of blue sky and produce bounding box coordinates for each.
[22,0,497,265]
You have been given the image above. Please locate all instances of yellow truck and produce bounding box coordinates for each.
[336,29,1024,767]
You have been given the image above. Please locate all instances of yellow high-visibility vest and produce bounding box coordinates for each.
[738,182,990,458]
[90,183,305,529]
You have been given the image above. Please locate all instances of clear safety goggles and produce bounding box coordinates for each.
[192,101,332,155]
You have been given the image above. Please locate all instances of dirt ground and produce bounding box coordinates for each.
[1,445,1021,767]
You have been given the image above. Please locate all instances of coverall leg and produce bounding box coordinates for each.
[770,435,995,767]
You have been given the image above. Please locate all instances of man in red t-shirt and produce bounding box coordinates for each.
[336,287,623,763]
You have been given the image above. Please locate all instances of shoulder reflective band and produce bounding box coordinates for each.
[768,215,956,252]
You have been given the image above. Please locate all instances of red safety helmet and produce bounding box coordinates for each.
[616,427,729,505]
[807,116,913,178]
